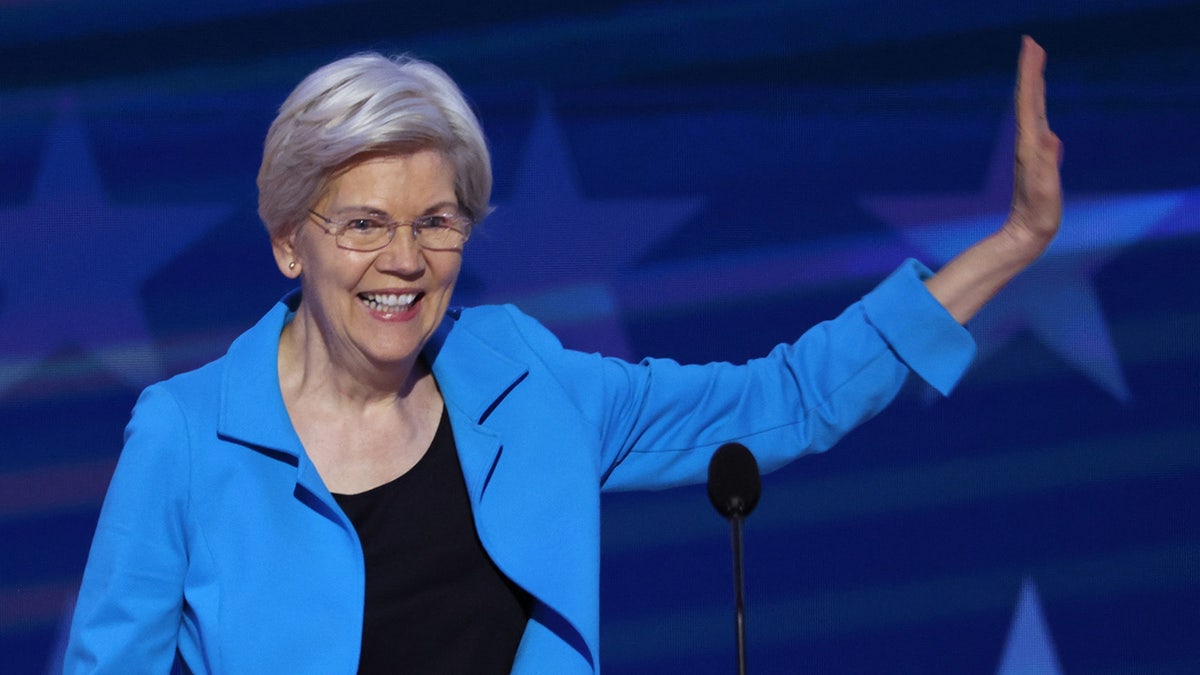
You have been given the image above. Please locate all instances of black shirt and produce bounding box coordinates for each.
[333,409,532,674]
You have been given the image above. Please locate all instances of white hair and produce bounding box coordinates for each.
[257,53,492,239]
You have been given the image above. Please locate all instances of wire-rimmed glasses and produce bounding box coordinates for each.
[306,209,472,252]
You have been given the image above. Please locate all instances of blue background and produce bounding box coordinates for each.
[2,1,1199,673]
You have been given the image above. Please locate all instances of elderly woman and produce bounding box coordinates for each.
[65,37,1061,674]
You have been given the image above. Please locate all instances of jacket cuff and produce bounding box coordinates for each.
[861,258,976,396]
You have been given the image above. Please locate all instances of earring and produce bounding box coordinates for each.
[288,261,296,270]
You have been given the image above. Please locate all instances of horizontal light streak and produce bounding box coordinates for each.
[0,459,113,521]
[602,427,1200,553]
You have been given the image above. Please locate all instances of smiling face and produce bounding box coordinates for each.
[273,149,464,378]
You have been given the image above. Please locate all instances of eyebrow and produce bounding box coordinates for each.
[328,201,461,219]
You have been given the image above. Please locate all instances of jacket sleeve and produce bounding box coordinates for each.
[537,259,975,491]
[63,384,191,674]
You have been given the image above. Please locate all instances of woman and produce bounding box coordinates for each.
[64,37,1062,674]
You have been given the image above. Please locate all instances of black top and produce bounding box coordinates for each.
[332,409,532,674]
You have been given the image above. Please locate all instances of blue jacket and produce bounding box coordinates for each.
[64,260,973,674]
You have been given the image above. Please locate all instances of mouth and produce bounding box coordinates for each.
[359,291,423,314]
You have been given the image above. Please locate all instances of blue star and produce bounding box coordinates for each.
[462,96,704,358]
[0,97,232,396]
[996,578,1064,675]
[861,123,1183,401]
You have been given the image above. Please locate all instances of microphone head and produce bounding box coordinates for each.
[707,442,762,519]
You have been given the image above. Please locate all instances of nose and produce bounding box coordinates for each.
[373,226,426,275]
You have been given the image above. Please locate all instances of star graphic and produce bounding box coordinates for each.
[461,96,704,358]
[1149,185,1200,241]
[995,578,1064,675]
[861,123,1181,401]
[0,97,232,396]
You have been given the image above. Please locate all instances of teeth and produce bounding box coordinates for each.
[361,292,418,312]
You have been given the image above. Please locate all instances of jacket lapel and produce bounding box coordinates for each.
[423,309,529,500]
[425,310,599,671]
[215,292,331,502]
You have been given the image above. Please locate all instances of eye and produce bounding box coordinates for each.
[414,214,454,231]
[344,218,382,233]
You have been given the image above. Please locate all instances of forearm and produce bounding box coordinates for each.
[923,221,1050,324]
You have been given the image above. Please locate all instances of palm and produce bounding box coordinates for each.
[1008,37,1063,247]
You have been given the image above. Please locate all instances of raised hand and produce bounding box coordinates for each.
[1006,35,1064,253]
[923,37,1064,324]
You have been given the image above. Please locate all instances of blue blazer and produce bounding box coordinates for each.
[64,260,973,674]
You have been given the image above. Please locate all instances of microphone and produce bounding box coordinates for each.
[708,442,762,519]
[707,442,761,675]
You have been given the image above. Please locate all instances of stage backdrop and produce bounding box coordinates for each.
[2,1,1198,673]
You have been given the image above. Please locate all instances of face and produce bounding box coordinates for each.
[273,149,463,374]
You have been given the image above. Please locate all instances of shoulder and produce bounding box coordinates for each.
[131,292,291,429]
[137,358,225,423]
[446,303,569,357]
[432,304,622,420]
[448,303,552,333]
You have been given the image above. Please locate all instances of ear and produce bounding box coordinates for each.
[271,228,302,279]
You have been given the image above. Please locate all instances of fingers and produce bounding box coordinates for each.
[1015,36,1060,167]
[1016,35,1048,131]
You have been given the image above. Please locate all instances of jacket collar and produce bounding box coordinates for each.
[217,290,305,458]
[423,307,529,426]
[422,307,530,505]
[216,293,528,459]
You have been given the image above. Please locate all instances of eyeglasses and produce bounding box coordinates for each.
[306,209,472,252]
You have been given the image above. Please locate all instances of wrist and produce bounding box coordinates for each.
[999,216,1054,265]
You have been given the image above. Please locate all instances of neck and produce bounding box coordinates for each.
[278,305,428,409]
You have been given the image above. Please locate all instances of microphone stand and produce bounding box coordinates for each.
[708,442,760,675]
[730,512,748,675]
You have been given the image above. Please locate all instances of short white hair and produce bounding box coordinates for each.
[257,53,492,239]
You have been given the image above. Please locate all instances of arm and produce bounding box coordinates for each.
[588,261,974,490]
[64,386,190,674]
[594,41,1056,488]
[925,36,1063,323]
